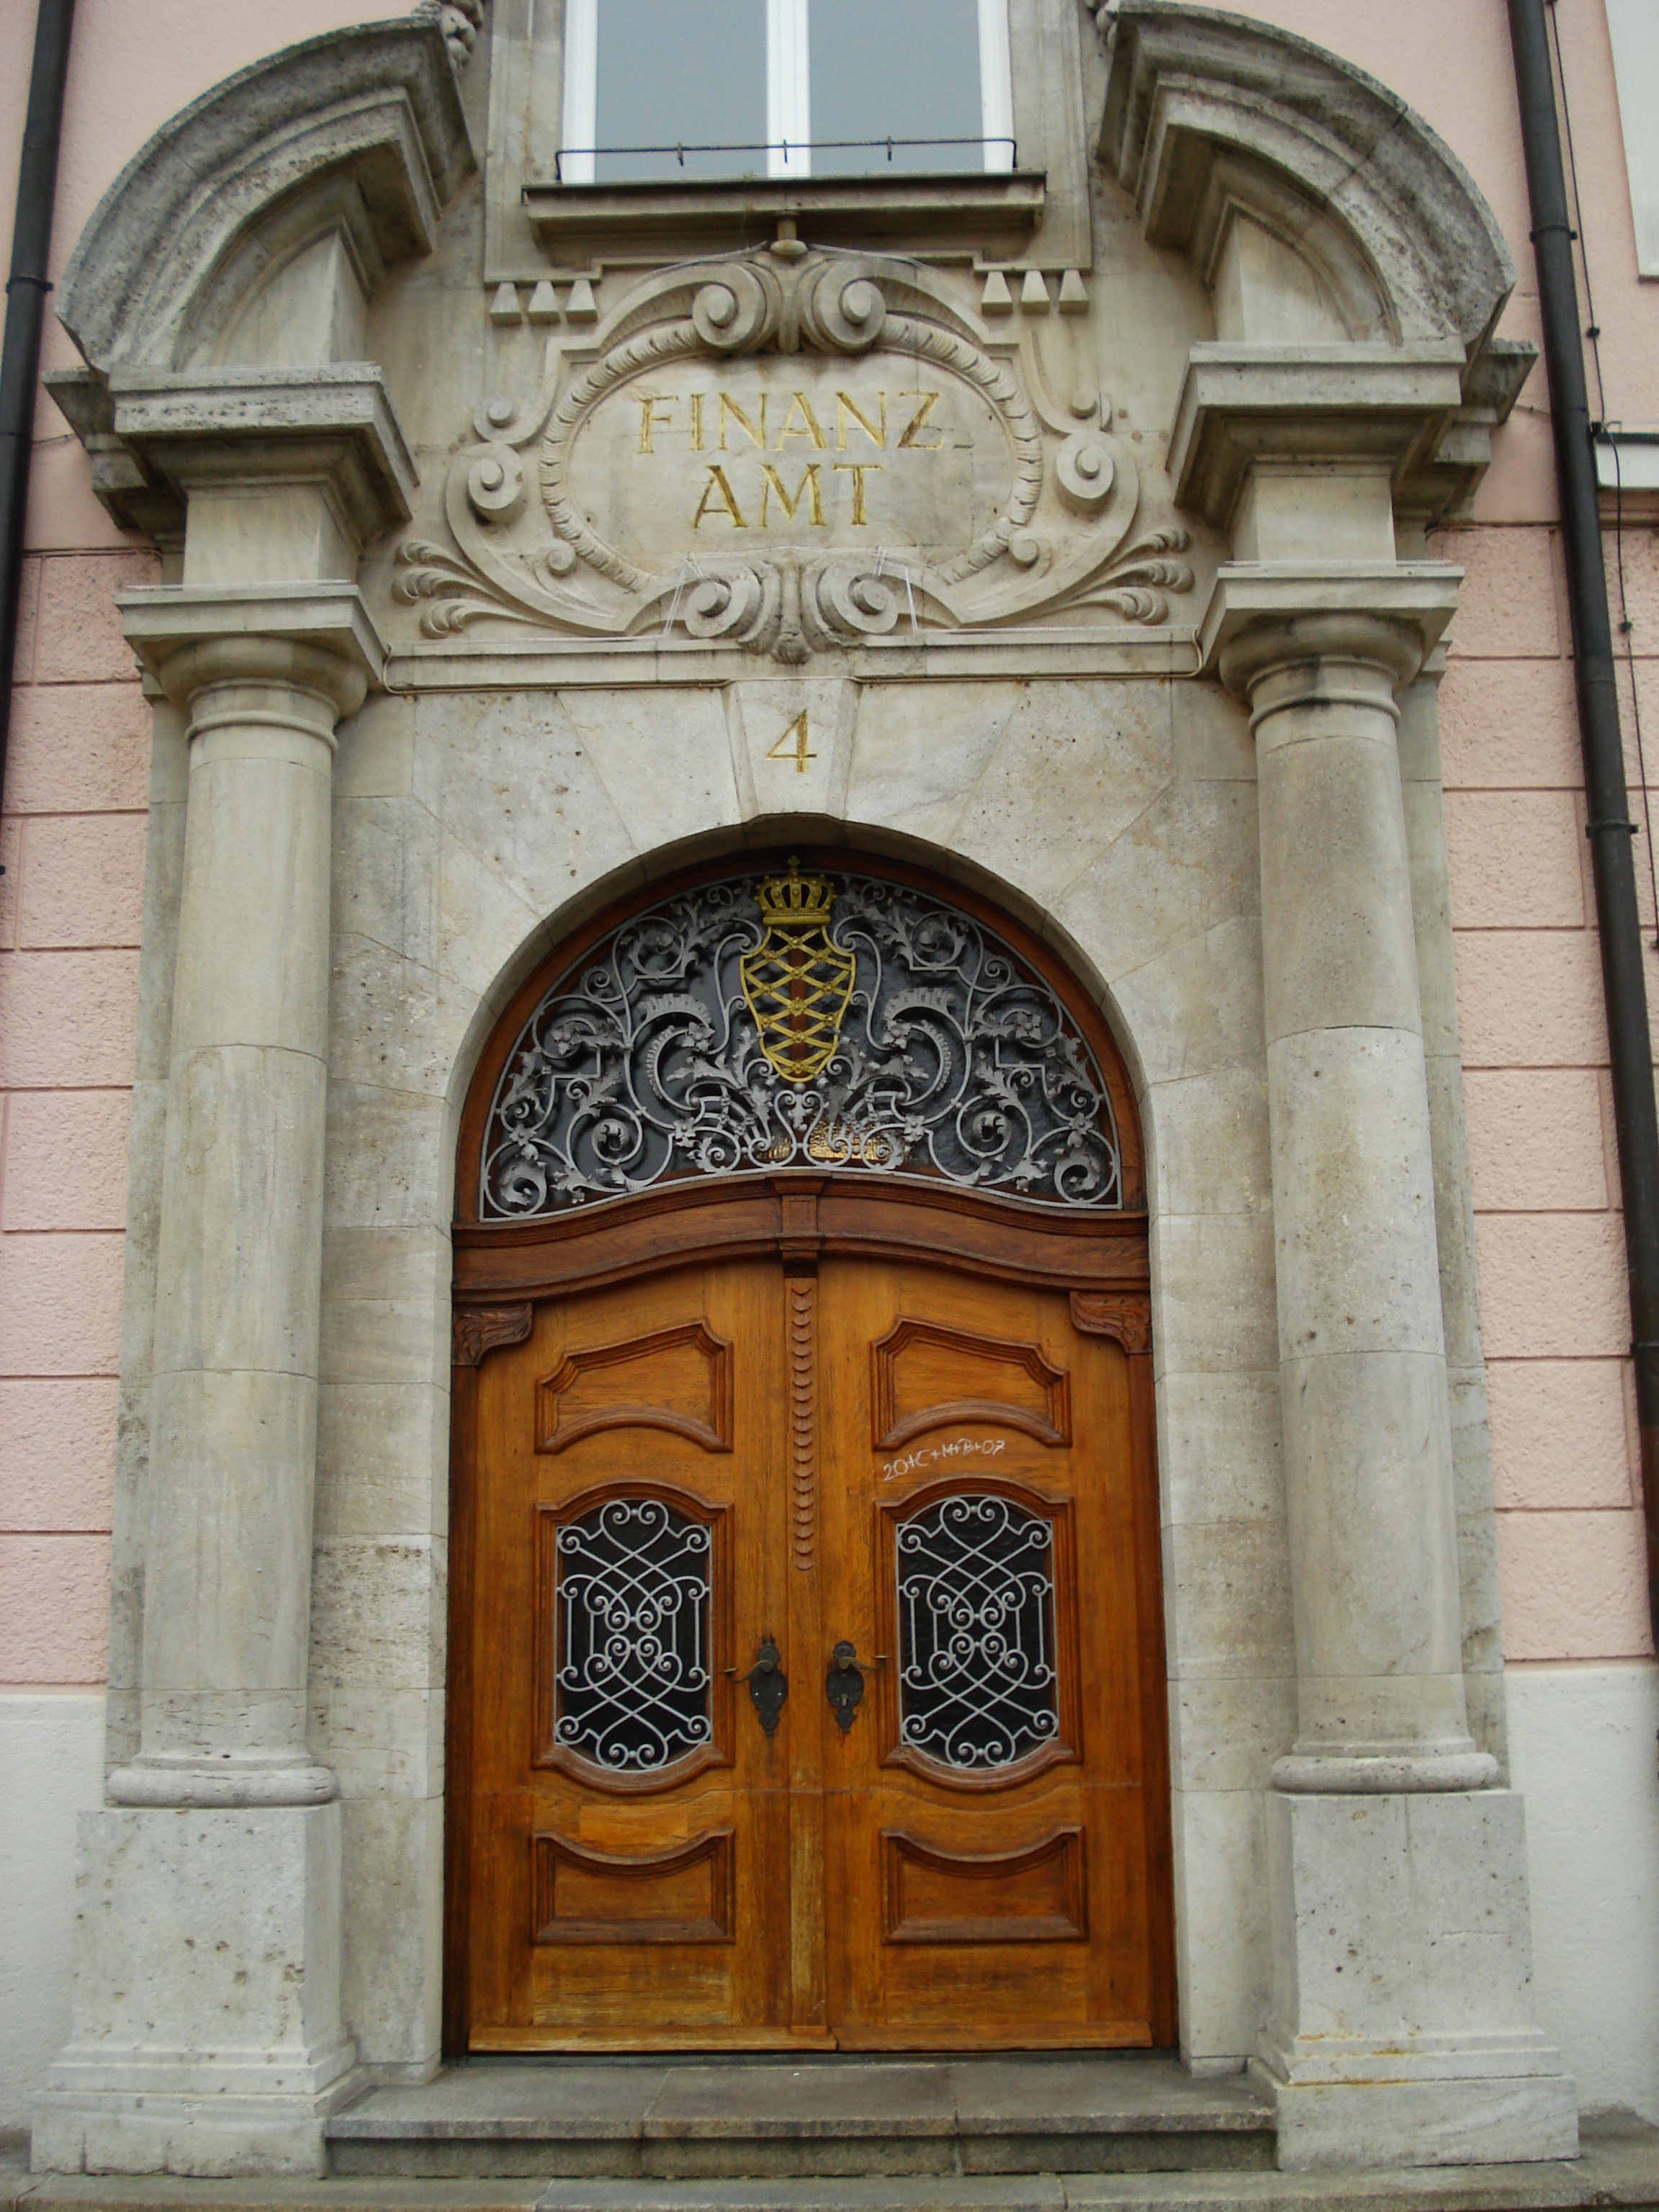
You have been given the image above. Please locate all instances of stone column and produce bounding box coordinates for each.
[32,598,381,2180]
[111,628,365,1808]
[33,372,413,2180]
[1205,566,1577,2168]
[1220,595,1485,1789]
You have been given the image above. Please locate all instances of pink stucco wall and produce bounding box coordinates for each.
[1,0,1655,1688]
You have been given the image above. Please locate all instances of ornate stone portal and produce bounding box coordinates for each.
[33,0,1575,2181]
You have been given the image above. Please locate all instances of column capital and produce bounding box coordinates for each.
[1199,562,1462,704]
[117,582,386,724]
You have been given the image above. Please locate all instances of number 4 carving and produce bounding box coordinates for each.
[766,709,815,775]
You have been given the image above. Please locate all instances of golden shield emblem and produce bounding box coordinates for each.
[739,860,856,1085]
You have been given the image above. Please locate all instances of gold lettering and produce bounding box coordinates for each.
[759,463,825,527]
[777,391,828,448]
[637,393,678,454]
[832,461,882,526]
[835,390,886,449]
[691,465,749,529]
[718,392,768,450]
[897,390,943,450]
[689,392,704,451]
[766,710,816,774]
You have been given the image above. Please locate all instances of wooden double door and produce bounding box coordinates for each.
[451,1244,1172,2051]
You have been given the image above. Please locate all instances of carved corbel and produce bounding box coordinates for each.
[453,1303,534,1367]
[1070,1292,1152,1355]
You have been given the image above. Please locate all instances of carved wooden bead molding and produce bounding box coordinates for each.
[788,1280,818,1573]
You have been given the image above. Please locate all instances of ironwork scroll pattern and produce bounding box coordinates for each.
[481,873,1122,1215]
[554,1497,713,1771]
[894,1493,1059,1770]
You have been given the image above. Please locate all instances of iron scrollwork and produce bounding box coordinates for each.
[554,1496,714,1772]
[894,1493,1060,1771]
[481,867,1122,1217]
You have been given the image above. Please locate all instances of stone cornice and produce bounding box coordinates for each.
[50,368,418,553]
[1198,563,1463,694]
[1168,346,1468,531]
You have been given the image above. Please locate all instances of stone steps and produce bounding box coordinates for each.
[9,2114,1659,2212]
[324,2059,1274,2182]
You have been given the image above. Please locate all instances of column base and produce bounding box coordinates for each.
[1258,1786,1578,2170]
[30,1802,360,2178]
[1254,2067,1581,2172]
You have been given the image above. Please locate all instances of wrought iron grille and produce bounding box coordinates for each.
[482,868,1121,1215]
[894,1493,1060,1770]
[554,1496,713,1771]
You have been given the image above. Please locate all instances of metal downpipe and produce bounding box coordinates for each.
[1508,0,1659,1653]
[0,0,76,844]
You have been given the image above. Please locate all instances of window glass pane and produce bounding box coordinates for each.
[593,0,768,182]
[808,0,984,174]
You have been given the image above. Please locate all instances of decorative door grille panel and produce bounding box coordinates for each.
[553,1496,714,1773]
[894,1492,1061,1771]
[481,865,1122,1216]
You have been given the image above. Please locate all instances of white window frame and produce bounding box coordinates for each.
[559,0,1012,186]
[1606,0,1659,278]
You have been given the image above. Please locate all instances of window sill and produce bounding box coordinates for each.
[521,170,1046,264]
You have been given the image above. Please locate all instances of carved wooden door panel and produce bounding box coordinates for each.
[457,1244,1169,2051]
[814,1256,1172,2049]
[463,1259,800,2049]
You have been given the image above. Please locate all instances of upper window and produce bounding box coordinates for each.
[559,0,1015,184]
[1606,0,1659,278]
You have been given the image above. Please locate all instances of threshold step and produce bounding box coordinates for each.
[14,2116,1659,2212]
[326,2059,1274,2181]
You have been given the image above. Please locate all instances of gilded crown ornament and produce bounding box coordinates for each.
[739,859,856,1084]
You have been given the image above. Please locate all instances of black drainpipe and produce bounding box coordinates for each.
[0,0,76,849]
[1509,0,1659,1654]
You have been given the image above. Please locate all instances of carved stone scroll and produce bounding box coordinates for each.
[393,246,1193,661]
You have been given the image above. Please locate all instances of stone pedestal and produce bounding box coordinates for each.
[1256,1791,1576,2167]
[32,1807,356,2178]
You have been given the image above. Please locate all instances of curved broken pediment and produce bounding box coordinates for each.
[1097,1,1516,353]
[55,12,477,377]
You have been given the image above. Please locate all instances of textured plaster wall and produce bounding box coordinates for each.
[1508,1663,1659,2123]
[0,549,155,1699]
[1439,526,1658,1665]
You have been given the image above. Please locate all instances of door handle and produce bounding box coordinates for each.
[727,1635,788,1737]
[825,1640,886,1734]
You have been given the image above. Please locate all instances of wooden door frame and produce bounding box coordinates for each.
[443,853,1173,2056]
